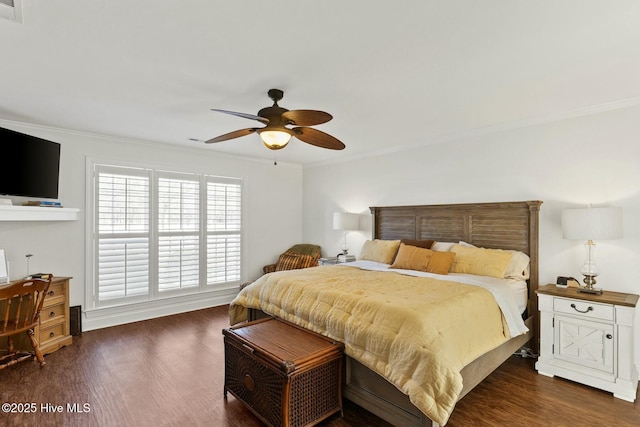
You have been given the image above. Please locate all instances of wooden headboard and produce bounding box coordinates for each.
[370,200,543,349]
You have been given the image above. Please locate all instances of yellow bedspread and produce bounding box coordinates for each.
[229,265,511,426]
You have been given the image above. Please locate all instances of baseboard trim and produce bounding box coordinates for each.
[83,290,237,331]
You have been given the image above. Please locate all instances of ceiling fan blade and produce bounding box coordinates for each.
[292,127,345,150]
[211,109,269,124]
[282,110,332,126]
[205,128,258,143]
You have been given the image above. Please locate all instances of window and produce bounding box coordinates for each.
[207,179,242,283]
[157,173,200,292]
[96,166,150,303]
[92,164,242,308]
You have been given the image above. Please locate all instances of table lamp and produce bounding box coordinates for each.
[333,212,359,257]
[561,206,622,294]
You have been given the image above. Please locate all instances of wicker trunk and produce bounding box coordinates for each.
[223,317,344,427]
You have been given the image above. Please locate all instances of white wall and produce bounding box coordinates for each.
[0,120,303,328]
[303,105,640,365]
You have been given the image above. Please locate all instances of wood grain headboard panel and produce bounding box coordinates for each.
[370,200,543,350]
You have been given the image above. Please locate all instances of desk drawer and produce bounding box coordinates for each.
[553,297,613,321]
[39,322,65,347]
[44,282,66,306]
[41,303,66,326]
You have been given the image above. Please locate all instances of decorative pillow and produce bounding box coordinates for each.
[275,252,317,271]
[400,239,435,249]
[359,239,401,264]
[389,243,431,271]
[275,252,302,271]
[431,241,456,252]
[426,251,456,275]
[297,253,319,269]
[389,243,455,274]
[450,244,514,278]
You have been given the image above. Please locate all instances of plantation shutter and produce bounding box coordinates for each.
[96,166,150,303]
[207,178,242,284]
[157,173,200,291]
[92,164,242,309]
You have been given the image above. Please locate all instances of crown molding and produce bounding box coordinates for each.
[305,96,640,169]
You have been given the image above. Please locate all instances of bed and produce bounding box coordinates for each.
[229,200,542,426]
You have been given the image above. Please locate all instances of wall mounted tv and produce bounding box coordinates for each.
[0,126,61,200]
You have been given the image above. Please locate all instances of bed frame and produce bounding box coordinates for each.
[251,200,542,426]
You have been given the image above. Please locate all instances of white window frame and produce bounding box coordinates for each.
[86,160,243,311]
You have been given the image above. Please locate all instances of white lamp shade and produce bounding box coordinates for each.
[333,212,359,231]
[561,207,622,241]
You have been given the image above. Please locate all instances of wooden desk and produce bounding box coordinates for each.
[1,276,73,355]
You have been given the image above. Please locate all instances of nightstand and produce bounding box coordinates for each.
[536,284,639,401]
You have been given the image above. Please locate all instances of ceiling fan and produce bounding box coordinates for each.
[204,89,345,151]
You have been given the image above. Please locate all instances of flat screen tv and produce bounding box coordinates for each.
[0,127,61,200]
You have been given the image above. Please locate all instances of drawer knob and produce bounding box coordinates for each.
[48,291,55,297]
[606,334,613,339]
[570,303,593,314]
[49,332,55,338]
[49,311,55,318]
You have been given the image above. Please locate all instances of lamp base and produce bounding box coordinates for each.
[578,274,602,294]
[578,287,602,295]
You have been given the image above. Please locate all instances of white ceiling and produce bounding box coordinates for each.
[1,1,639,166]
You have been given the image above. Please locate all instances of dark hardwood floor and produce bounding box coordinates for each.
[1,305,638,427]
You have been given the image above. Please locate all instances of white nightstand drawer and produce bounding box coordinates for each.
[553,297,613,321]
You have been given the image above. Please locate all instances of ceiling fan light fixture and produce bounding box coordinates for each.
[206,89,344,151]
[259,128,292,150]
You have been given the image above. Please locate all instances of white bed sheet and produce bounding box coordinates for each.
[337,260,529,337]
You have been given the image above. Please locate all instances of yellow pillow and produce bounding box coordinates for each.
[359,239,401,264]
[450,244,514,278]
[389,243,456,274]
[389,243,431,271]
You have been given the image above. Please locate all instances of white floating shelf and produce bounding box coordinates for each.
[0,205,80,221]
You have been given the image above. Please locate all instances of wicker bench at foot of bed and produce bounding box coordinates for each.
[223,317,344,427]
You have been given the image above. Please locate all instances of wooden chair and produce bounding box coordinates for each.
[0,276,52,369]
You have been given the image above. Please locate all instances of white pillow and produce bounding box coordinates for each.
[431,241,456,252]
[504,250,530,280]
